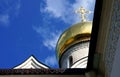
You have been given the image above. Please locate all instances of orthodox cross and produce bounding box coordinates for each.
[75,6,91,22]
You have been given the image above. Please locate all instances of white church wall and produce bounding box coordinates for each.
[60,41,89,68]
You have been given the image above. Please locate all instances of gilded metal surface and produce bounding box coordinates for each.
[56,21,92,60]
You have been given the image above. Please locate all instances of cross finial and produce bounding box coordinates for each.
[75,6,91,22]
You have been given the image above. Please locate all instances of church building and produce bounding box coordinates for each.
[56,7,92,68]
[13,6,92,69]
[0,0,120,77]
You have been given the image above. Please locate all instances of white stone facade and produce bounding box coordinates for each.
[60,41,89,68]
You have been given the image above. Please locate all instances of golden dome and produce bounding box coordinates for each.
[56,21,92,60]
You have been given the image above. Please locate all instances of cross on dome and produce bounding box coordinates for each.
[75,6,92,22]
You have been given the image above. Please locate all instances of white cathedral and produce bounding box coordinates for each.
[14,7,92,69]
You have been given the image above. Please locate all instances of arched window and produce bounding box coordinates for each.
[69,56,73,67]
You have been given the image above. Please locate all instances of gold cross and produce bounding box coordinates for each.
[75,6,91,22]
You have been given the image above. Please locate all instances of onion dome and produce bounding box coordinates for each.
[56,21,92,60]
[56,6,93,62]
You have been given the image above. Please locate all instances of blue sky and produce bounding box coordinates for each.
[0,0,95,68]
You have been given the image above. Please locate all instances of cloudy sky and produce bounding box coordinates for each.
[0,0,95,68]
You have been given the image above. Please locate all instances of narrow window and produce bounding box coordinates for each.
[69,56,73,67]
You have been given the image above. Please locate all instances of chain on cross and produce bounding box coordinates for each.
[75,6,92,22]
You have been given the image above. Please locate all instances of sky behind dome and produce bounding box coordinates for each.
[0,0,95,68]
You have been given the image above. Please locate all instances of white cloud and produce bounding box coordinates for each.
[41,0,95,24]
[44,55,58,67]
[0,0,21,26]
[0,14,9,25]
[44,0,65,18]
[41,0,75,24]
[14,0,21,16]
[43,32,61,50]
[33,26,62,50]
